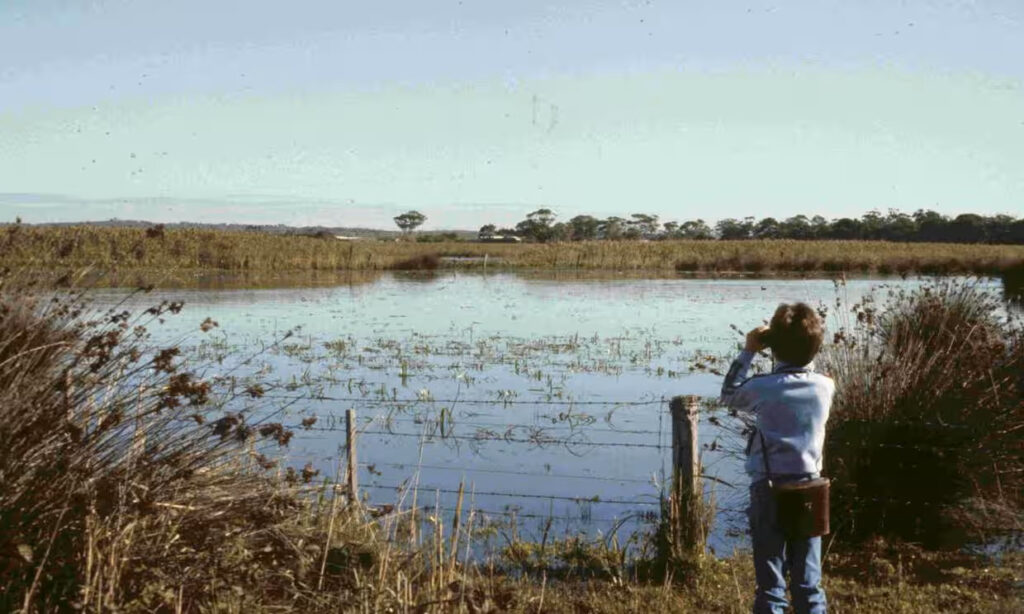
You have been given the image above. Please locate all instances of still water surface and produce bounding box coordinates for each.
[97,272,954,554]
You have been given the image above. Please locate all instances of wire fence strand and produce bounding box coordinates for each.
[363,483,661,506]
[260,393,667,407]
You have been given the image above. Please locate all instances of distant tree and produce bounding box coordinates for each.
[809,215,829,239]
[393,210,427,233]
[752,217,781,239]
[568,215,600,241]
[780,215,813,240]
[679,219,713,240]
[859,209,885,240]
[986,215,1018,244]
[464,208,1022,245]
[913,209,948,242]
[629,213,661,238]
[717,217,753,240]
[621,225,642,240]
[599,217,627,240]
[550,222,571,242]
[949,213,986,243]
[478,224,497,239]
[879,209,917,242]
[1009,219,1024,244]
[827,218,862,240]
[515,208,558,242]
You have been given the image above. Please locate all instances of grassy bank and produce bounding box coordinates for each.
[4,224,1024,276]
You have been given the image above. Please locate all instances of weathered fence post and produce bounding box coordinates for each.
[671,395,700,493]
[345,408,358,504]
[669,395,704,558]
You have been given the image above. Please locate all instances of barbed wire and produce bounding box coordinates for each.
[295,413,665,436]
[292,472,1012,528]
[288,423,965,454]
[363,483,661,506]
[432,505,655,524]
[236,388,985,431]
[357,461,657,485]
[293,425,666,449]
[259,393,667,407]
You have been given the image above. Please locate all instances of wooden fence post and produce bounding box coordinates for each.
[669,395,704,557]
[346,408,358,505]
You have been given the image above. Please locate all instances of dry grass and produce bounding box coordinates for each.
[4,224,1024,277]
[0,273,326,611]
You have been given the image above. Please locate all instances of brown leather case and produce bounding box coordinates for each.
[772,478,830,539]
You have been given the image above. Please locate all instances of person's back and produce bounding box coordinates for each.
[721,302,833,614]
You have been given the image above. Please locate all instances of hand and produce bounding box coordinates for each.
[745,325,771,352]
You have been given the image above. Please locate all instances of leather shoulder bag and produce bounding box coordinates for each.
[758,429,831,539]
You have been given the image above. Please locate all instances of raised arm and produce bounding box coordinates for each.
[720,349,756,408]
[720,326,770,410]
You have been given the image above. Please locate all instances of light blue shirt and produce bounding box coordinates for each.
[720,350,834,482]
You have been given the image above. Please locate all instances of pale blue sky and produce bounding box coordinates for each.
[1,1,1022,229]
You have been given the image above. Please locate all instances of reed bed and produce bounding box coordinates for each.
[4,224,1024,277]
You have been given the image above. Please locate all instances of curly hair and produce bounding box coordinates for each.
[768,302,824,366]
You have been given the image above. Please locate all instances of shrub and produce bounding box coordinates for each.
[822,280,1024,547]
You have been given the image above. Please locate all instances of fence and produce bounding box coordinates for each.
[252,390,1021,554]
[254,391,752,554]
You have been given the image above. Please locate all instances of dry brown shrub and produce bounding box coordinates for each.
[822,280,1024,547]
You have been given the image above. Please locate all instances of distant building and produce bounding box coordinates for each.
[477,235,522,243]
[334,235,365,241]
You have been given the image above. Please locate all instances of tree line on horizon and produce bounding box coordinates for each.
[474,208,1024,245]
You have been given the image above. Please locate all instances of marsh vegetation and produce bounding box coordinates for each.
[4,223,1024,278]
[1,266,1021,611]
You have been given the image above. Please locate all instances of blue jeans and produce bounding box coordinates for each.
[748,475,827,614]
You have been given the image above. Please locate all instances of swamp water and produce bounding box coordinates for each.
[94,272,952,555]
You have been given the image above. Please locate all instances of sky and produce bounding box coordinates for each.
[1,0,1022,230]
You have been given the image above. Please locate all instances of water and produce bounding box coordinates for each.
[92,272,964,554]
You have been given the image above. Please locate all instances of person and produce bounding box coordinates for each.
[720,302,833,614]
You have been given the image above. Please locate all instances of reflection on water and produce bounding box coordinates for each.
[90,271,1005,555]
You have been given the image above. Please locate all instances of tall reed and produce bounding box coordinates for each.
[0,271,341,611]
